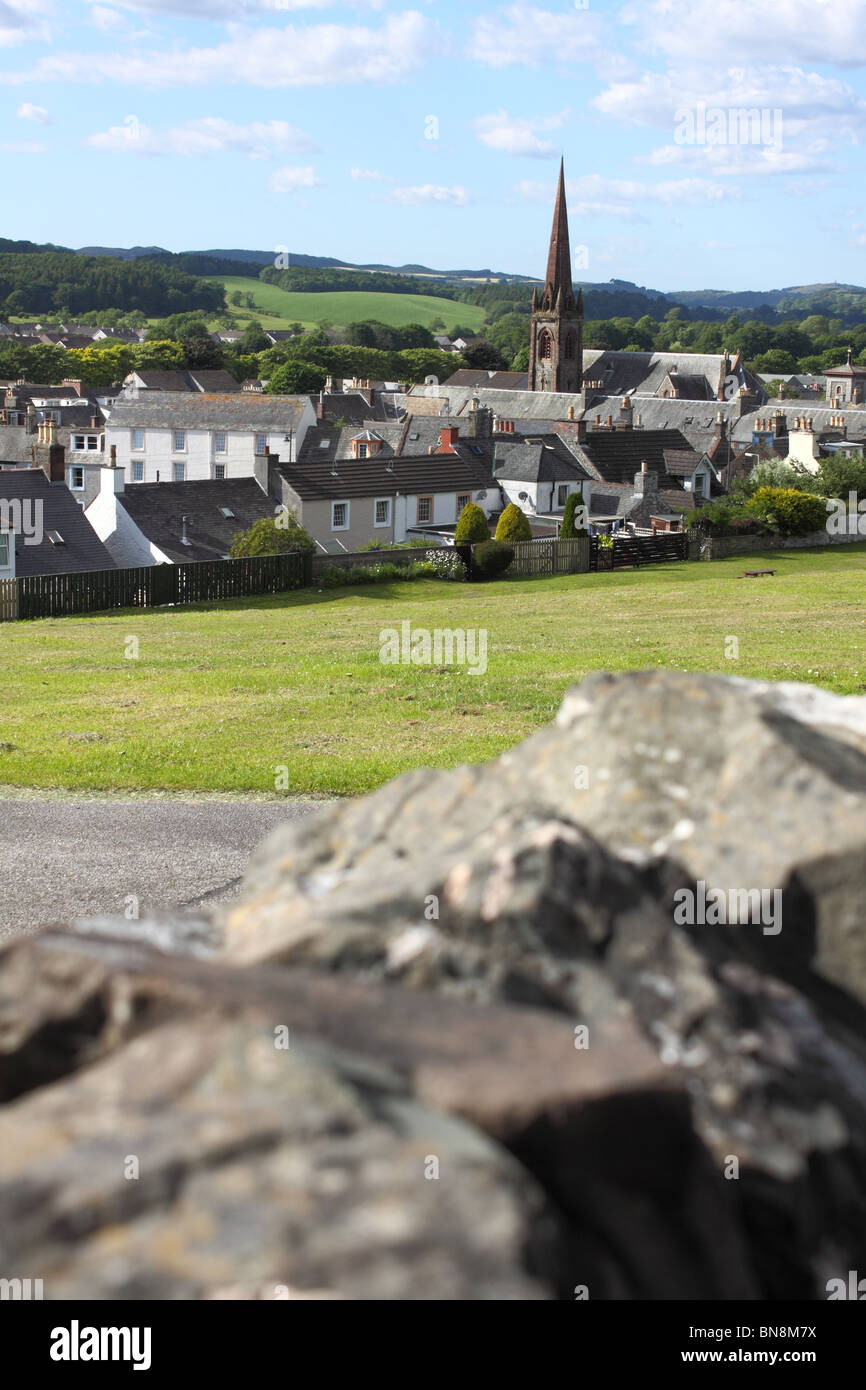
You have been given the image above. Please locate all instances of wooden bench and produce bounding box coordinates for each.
[742,569,775,578]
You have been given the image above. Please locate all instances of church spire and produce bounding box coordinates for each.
[542,159,574,311]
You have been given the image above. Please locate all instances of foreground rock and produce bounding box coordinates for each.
[1,671,865,1299]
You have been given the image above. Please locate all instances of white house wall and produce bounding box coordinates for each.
[106,406,316,485]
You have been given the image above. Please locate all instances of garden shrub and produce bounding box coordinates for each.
[426,549,466,580]
[494,502,532,543]
[472,539,514,579]
[745,486,829,537]
[455,502,490,543]
[560,490,587,537]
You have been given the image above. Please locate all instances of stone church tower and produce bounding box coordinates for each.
[528,159,583,394]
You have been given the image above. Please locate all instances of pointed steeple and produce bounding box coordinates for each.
[542,159,575,311]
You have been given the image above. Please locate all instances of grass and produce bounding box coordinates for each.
[209,276,487,334]
[1,544,865,797]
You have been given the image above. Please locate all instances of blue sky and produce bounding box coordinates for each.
[2,0,866,291]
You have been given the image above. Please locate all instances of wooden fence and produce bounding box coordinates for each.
[505,536,591,578]
[2,551,311,622]
[592,532,689,571]
[0,576,17,622]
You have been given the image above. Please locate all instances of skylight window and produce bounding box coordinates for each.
[220,507,235,519]
[47,531,65,545]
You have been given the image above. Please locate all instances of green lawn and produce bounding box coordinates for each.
[1,546,865,796]
[210,276,487,333]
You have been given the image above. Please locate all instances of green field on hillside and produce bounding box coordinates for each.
[210,275,487,333]
[2,545,865,797]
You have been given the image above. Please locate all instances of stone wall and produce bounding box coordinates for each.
[703,527,864,559]
[2,671,866,1300]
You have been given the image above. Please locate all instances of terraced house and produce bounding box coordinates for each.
[104,392,317,485]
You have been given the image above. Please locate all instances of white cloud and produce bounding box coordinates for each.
[268,164,322,193]
[383,185,471,206]
[2,11,435,85]
[16,100,50,122]
[515,173,737,220]
[643,142,838,177]
[0,0,52,48]
[88,117,319,158]
[351,167,397,182]
[621,0,866,69]
[475,108,568,158]
[596,65,866,178]
[471,4,607,68]
[112,0,385,14]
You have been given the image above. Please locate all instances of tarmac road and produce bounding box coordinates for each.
[0,794,328,940]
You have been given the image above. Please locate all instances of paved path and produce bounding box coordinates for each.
[0,797,327,939]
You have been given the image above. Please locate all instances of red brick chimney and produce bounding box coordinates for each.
[437,426,460,453]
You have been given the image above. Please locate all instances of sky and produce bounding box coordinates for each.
[1,0,866,291]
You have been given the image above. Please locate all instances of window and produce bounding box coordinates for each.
[255,434,268,456]
[173,430,186,452]
[539,330,553,360]
[0,533,8,569]
[357,443,368,459]
[70,466,85,491]
[557,484,569,507]
[220,506,235,519]
[564,331,577,360]
[214,463,226,481]
[73,435,85,452]
[374,498,391,527]
[131,460,144,482]
[132,428,145,450]
[417,496,433,524]
[173,462,186,482]
[332,500,350,531]
[47,531,65,546]
[214,432,227,454]
[456,493,471,518]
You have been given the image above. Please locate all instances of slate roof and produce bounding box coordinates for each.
[317,390,405,425]
[126,369,242,393]
[0,469,116,575]
[572,428,694,487]
[662,446,705,478]
[118,477,276,564]
[587,482,682,522]
[107,392,310,431]
[493,436,590,484]
[443,370,530,391]
[731,405,866,445]
[298,421,404,463]
[278,452,497,503]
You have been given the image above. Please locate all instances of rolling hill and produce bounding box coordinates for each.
[214,276,487,332]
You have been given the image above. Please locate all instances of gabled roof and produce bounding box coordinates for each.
[118,477,275,564]
[494,436,590,484]
[573,428,693,487]
[0,469,116,575]
[107,391,310,431]
[126,369,242,393]
[278,452,496,502]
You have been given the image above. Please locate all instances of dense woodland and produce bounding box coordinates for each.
[0,250,224,317]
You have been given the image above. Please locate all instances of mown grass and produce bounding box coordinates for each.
[209,276,487,334]
[1,545,864,796]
